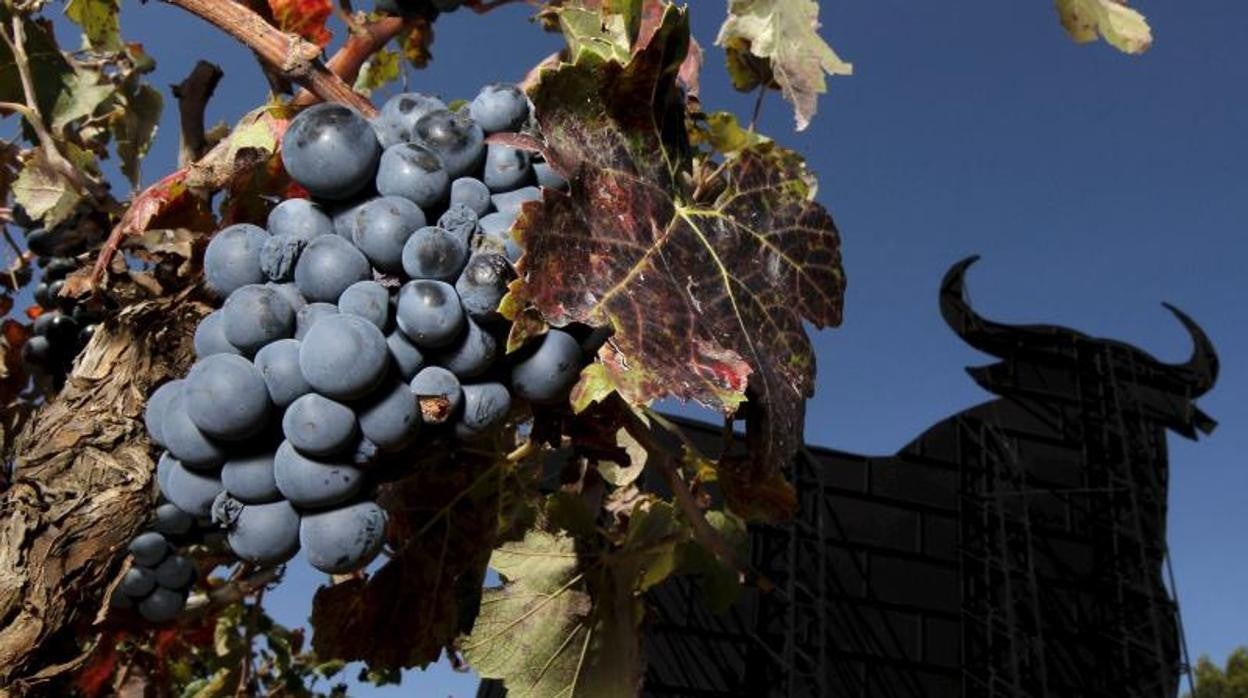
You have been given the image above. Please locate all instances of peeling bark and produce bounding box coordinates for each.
[0,295,206,695]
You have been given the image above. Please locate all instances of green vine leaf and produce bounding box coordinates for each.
[12,148,82,227]
[513,5,844,517]
[64,0,122,52]
[715,0,852,131]
[354,48,401,94]
[110,82,162,187]
[1055,0,1153,54]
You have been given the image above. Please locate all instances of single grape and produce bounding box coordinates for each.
[482,143,532,192]
[161,457,224,517]
[193,310,242,358]
[259,234,306,282]
[414,109,484,179]
[456,382,512,439]
[254,338,312,408]
[490,186,541,215]
[435,317,497,379]
[156,451,178,497]
[44,313,79,347]
[533,159,569,191]
[129,531,170,567]
[386,329,425,380]
[300,500,387,574]
[221,450,282,504]
[268,198,333,240]
[154,555,196,590]
[221,497,301,565]
[450,177,491,216]
[437,204,479,248]
[44,257,78,280]
[282,393,359,457]
[331,197,372,240]
[337,280,391,331]
[357,380,420,451]
[293,235,373,303]
[145,380,184,449]
[410,366,463,424]
[401,226,468,281]
[138,587,188,623]
[376,143,449,210]
[281,102,380,200]
[153,502,195,537]
[395,279,466,348]
[375,92,448,148]
[299,314,389,399]
[295,302,339,340]
[511,328,584,404]
[204,224,267,298]
[273,441,365,509]
[120,566,157,599]
[109,587,134,610]
[349,196,426,274]
[33,282,50,308]
[162,392,228,469]
[220,284,295,355]
[456,253,515,320]
[21,336,52,366]
[184,354,272,441]
[478,210,517,237]
[469,83,530,134]
[266,282,307,314]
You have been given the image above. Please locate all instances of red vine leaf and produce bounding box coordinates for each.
[512,5,844,515]
[268,0,333,47]
[1,319,32,406]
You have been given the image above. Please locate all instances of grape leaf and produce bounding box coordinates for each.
[0,14,76,121]
[12,149,82,228]
[512,5,844,516]
[716,0,852,131]
[267,0,333,47]
[354,48,401,94]
[50,69,114,130]
[110,83,162,187]
[64,0,122,52]
[1056,0,1152,54]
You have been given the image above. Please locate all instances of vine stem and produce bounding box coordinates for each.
[291,15,412,108]
[160,0,377,116]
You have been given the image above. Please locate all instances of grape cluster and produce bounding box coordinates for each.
[110,530,199,622]
[128,84,589,617]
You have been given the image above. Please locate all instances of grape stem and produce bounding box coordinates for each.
[291,15,414,109]
[160,0,376,116]
[184,565,283,615]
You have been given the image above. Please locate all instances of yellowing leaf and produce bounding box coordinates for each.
[12,149,82,228]
[354,48,401,94]
[267,0,333,47]
[716,0,852,131]
[65,0,122,52]
[1056,0,1153,54]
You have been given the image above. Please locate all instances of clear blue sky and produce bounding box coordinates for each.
[27,2,1248,695]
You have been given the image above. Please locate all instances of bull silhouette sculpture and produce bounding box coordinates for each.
[484,256,1221,698]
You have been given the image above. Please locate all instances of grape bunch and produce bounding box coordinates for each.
[128,84,591,619]
[110,530,199,622]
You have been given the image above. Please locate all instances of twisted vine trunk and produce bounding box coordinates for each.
[0,296,206,695]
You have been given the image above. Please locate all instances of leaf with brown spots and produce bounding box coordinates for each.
[511,5,844,516]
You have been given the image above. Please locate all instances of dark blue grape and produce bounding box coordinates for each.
[184,354,272,441]
[221,497,301,565]
[193,311,242,358]
[435,317,497,379]
[455,253,515,320]
[161,457,223,517]
[281,102,380,200]
[437,203,479,247]
[254,338,312,408]
[162,392,227,469]
[221,450,281,504]
[153,503,194,536]
[349,196,425,273]
[266,282,307,314]
[450,177,491,216]
[478,210,516,237]
[293,235,372,303]
[299,313,389,399]
[483,143,532,192]
[204,224,267,298]
[295,302,339,340]
[396,280,465,348]
[299,500,387,574]
[120,566,157,599]
[376,143,449,210]
[138,587,188,623]
[414,109,484,179]
[533,159,569,190]
[338,280,391,331]
[259,234,306,282]
[156,451,178,496]
[145,380,184,449]
[469,83,530,133]
[511,328,584,404]
[273,440,365,509]
[129,531,170,567]
[220,284,295,355]
[375,92,447,148]
[456,382,511,439]
[401,226,468,281]
[357,380,420,451]
[282,393,358,457]
[490,186,541,215]
[154,555,196,590]
[386,329,425,380]
[268,198,332,240]
[331,197,371,240]
[20,336,51,366]
[410,366,462,424]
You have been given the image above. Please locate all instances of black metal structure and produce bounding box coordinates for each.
[479,256,1217,698]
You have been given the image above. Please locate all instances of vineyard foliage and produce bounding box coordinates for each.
[0,0,1153,695]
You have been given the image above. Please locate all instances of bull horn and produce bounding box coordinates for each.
[1160,302,1219,396]
[939,255,1051,357]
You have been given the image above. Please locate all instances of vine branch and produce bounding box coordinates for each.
[172,61,224,168]
[159,0,376,116]
[292,15,412,108]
